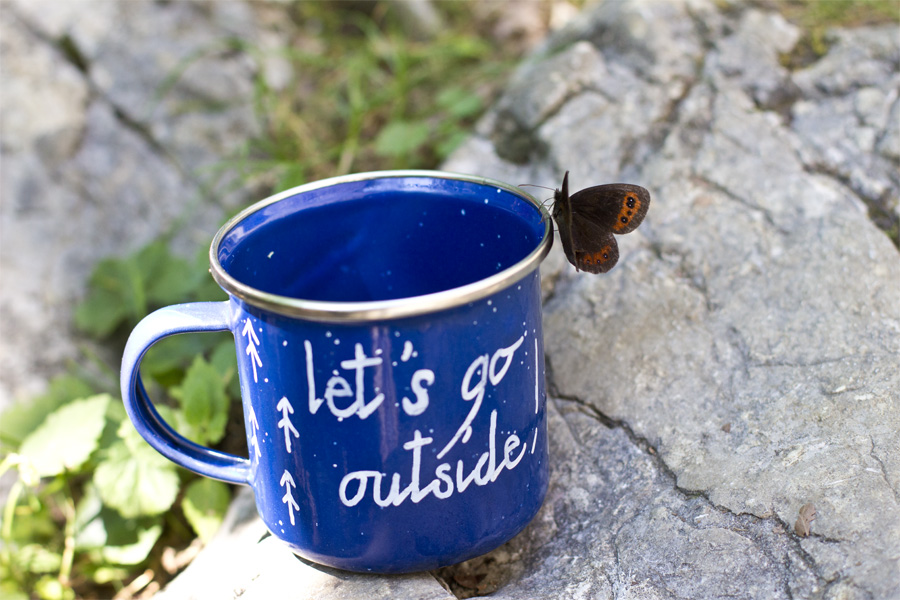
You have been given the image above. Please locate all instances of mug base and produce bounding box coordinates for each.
[270,491,547,575]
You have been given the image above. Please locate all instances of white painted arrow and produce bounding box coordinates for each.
[248,406,261,460]
[242,318,263,383]
[280,470,299,526]
[276,396,300,454]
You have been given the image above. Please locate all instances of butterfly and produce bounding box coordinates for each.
[551,171,651,273]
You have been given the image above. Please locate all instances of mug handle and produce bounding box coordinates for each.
[120,301,251,485]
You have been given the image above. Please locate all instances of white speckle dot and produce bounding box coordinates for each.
[283,341,288,346]
[268,251,274,259]
[496,188,501,193]
[325,331,332,338]
[461,209,466,216]
[279,520,283,526]
[375,348,383,355]
[333,464,337,468]
[332,370,340,376]
[264,378,269,383]
[487,300,492,305]
[493,307,497,313]
[334,339,340,345]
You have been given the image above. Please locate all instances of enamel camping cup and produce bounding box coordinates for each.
[120,171,552,573]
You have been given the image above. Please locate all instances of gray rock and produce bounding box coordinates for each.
[154,489,454,600]
[442,0,899,598]
[0,0,264,407]
[791,26,900,235]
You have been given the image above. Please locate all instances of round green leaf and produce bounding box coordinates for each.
[182,479,231,543]
[18,395,111,478]
[373,120,431,158]
[93,423,179,518]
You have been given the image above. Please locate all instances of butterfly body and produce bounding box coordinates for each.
[552,171,650,273]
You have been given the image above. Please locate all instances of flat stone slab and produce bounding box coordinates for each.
[154,488,455,600]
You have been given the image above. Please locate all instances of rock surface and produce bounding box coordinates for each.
[441,2,900,598]
[0,0,264,406]
[2,0,898,598]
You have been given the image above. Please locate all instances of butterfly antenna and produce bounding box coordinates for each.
[518,183,555,192]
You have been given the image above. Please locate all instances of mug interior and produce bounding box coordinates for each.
[216,174,547,303]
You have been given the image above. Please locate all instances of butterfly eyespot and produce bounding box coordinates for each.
[626,196,637,209]
[620,216,628,224]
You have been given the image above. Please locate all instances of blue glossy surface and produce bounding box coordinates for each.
[217,176,544,302]
[121,172,550,573]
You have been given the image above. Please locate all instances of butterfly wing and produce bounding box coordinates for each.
[568,183,650,235]
[568,217,619,273]
[552,174,649,274]
[554,184,620,273]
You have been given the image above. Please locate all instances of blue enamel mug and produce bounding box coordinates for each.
[121,171,552,573]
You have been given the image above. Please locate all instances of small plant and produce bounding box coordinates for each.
[0,242,237,600]
[229,2,515,191]
[778,0,900,67]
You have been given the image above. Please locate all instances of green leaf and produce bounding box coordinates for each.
[0,375,95,449]
[142,333,226,382]
[0,581,29,600]
[93,421,179,518]
[373,120,431,158]
[75,240,201,338]
[88,565,130,586]
[9,545,62,574]
[209,339,240,398]
[182,479,231,543]
[75,484,163,566]
[1,483,57,545]
[137,241,197,306]
[33,576,74,600]
[170,356,230,446]
[74,256,139,337]
[17,395,111,479]
[73,484,107,551]
[436,87,482,119]
[99,522,163,566]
